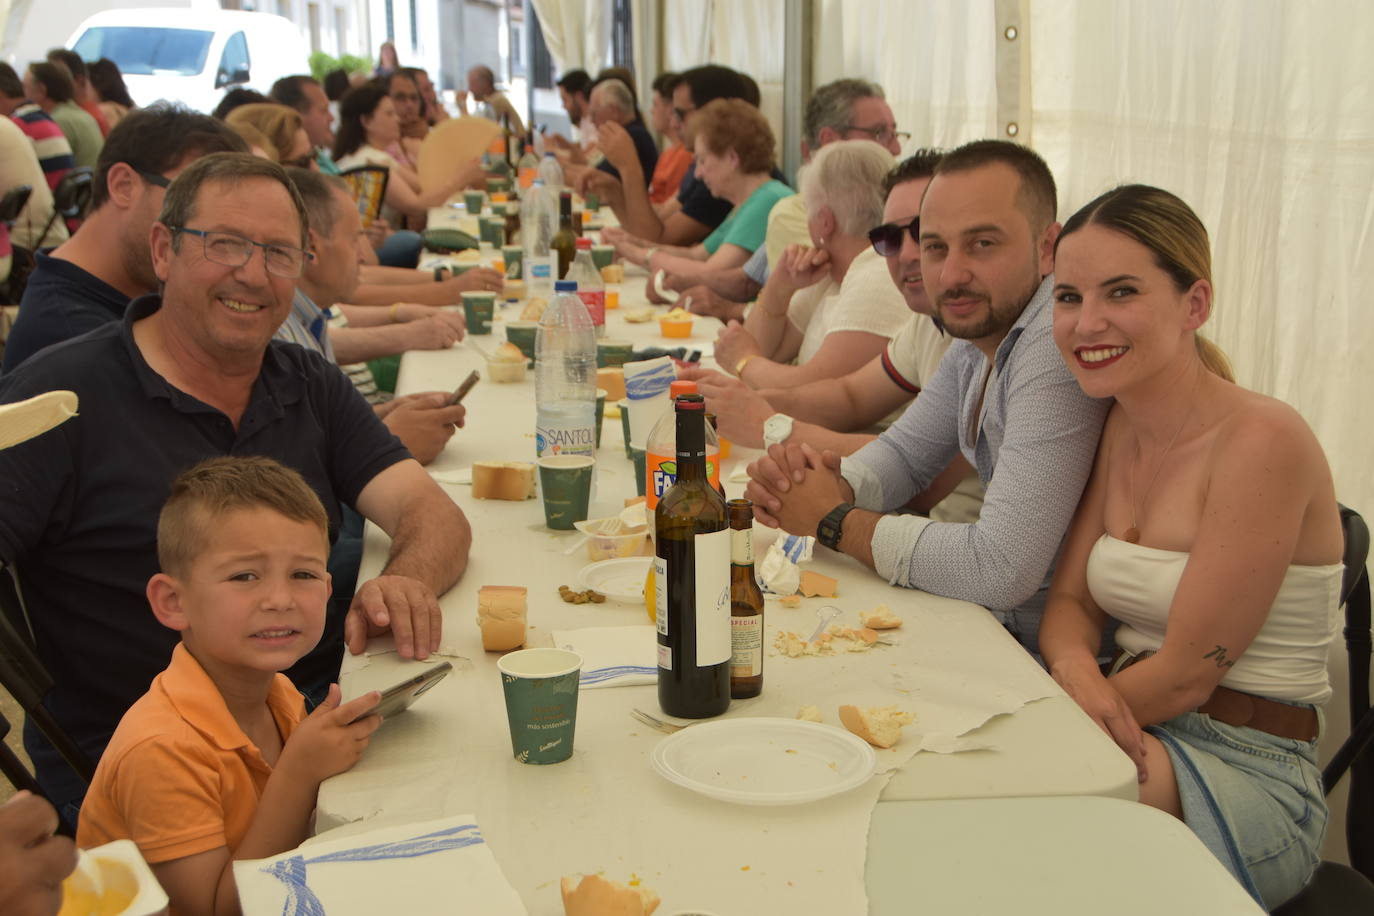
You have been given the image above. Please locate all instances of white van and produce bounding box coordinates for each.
[66,9,309,115]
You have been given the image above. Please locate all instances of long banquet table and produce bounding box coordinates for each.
[306,213,1262,914]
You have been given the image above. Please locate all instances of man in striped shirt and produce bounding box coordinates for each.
[0,62,74,192]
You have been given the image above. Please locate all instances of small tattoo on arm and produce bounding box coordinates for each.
[1202,644,1237,669]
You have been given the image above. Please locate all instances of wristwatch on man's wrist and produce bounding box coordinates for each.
[816,502,856,551]
[762,413,794,449]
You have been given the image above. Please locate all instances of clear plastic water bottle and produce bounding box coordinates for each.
[538,152,564,190]
[567,238,606,337]
[535,280,597,458]
[522,180,557,300]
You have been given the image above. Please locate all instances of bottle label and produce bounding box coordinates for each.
[577,290,606,328]
[731,526,754,565]
[535,419,595,457]
[730,615,763,677]
[693,529,731,667]
[654,555,668,637]
[657,642,672,670]
[646,454,721,509]
[529,259,553,280]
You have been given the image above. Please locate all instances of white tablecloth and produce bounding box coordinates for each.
[315,252,1148,914]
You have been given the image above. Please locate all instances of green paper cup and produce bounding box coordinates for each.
[463,190,484,214]
[630,447,647,498]
[618,398,633,459]
[462,291,496,334]
[594,388,607,449]
[505,320,538,364]
[584,191,601,211]
[479,216,506,247]
[591,244,614,271]
[498,648,581,765]
[501,245,524,280]
[536,455,594,529]
[596,338,634,368]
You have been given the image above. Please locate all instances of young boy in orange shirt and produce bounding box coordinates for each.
[78,456,382,915]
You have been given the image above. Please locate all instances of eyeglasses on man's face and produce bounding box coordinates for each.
[868,216,920,258]
[135,168,170,188]
[841,124,912,146]
[171,227,311,278]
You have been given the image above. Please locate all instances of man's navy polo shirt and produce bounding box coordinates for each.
[596,118,660,189]
[3,251,131,372]
[676,164,791,232]
[0,293,410,777]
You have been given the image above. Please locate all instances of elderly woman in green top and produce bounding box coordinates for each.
[609,98,793,284]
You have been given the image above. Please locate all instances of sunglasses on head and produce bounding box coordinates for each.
[867,215,919,258]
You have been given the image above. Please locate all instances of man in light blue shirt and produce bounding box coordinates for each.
[745,140,1110,654]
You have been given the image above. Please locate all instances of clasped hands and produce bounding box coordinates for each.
[744,442,854,535]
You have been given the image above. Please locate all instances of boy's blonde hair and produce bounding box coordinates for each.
[157,456,329,576]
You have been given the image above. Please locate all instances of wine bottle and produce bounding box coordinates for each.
[552,190,577,279]
[728,499,764,699]
[656,394,731,718]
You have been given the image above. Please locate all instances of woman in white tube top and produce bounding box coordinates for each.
[1039,184,1343,909]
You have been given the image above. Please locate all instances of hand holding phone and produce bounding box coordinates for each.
[349,661,453,723]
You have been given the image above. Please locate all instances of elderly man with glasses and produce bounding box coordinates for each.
[0,151,471,830]
[3,103,246,371]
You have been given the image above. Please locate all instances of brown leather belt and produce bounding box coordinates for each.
[1111,650,1319,742]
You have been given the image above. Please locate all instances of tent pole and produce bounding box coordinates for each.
[782,0,812,185]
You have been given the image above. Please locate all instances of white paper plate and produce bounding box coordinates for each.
[576,557,652,603]
[650,718,876,806]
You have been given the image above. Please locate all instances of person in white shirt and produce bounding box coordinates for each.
[711,140,907,389]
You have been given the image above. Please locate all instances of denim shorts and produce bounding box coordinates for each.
[1147,707,1327,909]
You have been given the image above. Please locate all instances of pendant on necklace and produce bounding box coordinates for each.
[1123,526,1141,544]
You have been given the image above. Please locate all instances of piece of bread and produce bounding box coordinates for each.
[838,704,914,749]
[520,296,548,321]
[503,279,526,300]
[779,594,802,608]
[597,367,626,400]
[477,585,527,651]
[561,874,659,916]
[471,461,536,500]
[492,341,525,362]
[797,705,822,722]
[859,606,902,629]
[623,306,655,323]
[600,264,625,284]
[799,570,838,598]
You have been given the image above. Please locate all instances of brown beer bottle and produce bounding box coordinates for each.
[552,190,577,278]
[728,499,764,698]
[656,394,731,718]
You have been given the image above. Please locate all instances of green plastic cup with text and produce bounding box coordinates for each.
[597,338,634,368]
[536,455,594,529]
[501,244,523,280]
[591,244,614,271]
[461,291,496,334]
[505,320,538,364]
[498,648,582,764]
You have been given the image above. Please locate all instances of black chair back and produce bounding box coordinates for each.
[0,565,95,784]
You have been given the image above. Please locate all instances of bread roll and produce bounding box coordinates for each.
[471,461,536,500]
[561,874,659,916]
[478,585,527,651]
[859,606,902,629]
[838,704,913,748]
[520,296,548,321]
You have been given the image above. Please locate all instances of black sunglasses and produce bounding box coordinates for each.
[868,215,919,257]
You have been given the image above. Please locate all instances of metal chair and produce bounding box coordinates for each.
[34,167,94,249]
[1272,504,1374,913]
[0,565,96,786]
